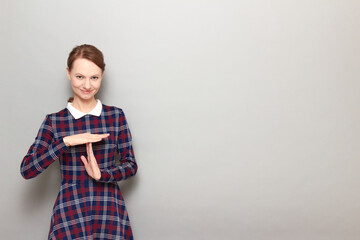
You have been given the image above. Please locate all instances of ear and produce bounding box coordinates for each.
[66,67,71,80]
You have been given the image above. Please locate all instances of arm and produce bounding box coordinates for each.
[20,114,69,179]
[97,110,138,183]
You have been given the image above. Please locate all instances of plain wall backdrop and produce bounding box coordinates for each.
[1,0,360,239]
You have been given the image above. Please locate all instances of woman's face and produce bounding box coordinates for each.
[66,58,103,102]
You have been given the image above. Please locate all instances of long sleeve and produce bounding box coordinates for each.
[20,114,69,180]
[97,110,138,183]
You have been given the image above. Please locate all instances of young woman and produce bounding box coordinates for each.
[20,44,138,239]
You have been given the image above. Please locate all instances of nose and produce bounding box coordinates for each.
[84,78,91,89]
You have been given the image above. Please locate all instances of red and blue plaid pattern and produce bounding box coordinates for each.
[21,104,137,239]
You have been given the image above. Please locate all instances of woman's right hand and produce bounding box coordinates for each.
[63,132,110,147]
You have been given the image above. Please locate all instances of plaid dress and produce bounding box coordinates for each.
[20,103,137,240]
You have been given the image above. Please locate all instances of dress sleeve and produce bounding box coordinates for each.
[97,110,138,183]
[20,114,69,179]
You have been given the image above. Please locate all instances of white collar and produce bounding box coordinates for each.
[67,99,102,119]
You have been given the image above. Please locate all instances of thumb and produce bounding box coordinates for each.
[80,155,88,165]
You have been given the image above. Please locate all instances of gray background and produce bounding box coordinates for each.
[1,0,360,239]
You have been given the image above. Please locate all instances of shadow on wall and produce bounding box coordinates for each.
[118,175,139,197]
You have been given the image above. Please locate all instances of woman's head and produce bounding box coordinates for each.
[67,44,105,72]
[66,44,105,103]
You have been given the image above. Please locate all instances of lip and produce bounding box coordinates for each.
[81,89,92,94]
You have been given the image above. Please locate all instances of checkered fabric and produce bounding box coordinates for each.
[20,104,137,240]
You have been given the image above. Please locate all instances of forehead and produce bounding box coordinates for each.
[71,58,102,75]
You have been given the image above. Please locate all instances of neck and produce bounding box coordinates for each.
[71,97,97,113]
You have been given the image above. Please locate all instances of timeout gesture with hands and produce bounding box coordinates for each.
[63,132,110,180]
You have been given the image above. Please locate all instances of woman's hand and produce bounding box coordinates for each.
[64,132,109,180]
[63,132,110,147]
[80,142,101,181]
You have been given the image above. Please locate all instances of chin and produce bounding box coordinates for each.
[75,94,95,100]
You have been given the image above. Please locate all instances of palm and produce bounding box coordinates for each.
[80,142,101,180]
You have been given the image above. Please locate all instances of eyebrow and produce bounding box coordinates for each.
[75,73,101,76]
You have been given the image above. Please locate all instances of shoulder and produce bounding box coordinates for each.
[102,104,130,126]
[102,103,125,116]
[46,107,68,120]
[35,108,67,129]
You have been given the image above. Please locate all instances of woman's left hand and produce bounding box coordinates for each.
[81,142,101,181]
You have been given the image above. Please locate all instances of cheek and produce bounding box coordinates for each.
[93,80,102,89]
[71,79,82,88]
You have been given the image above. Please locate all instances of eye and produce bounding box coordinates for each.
[91,76,99,80]
[76,75,83,79]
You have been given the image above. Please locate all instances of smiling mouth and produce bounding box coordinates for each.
[81,90,92,94]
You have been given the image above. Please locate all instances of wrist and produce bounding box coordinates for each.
[63,136,70,147]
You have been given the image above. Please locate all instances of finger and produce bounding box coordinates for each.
[88,142,92,156]
[88,143,96,159]
[96,133,110,136]
[80,155,88,166]
[102,133,110,138]
[89,133,109,137]
[87,138,103,143]
[85,134,109,143]
[91,133,110,139]
[86,142,90,156]
[98,133,110,137]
